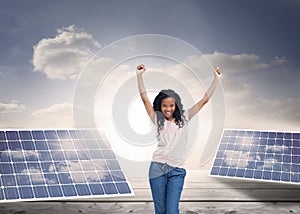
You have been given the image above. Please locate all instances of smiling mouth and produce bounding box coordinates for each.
[164,111,172,117]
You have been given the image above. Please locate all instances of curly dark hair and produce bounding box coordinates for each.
[153,89,187,133]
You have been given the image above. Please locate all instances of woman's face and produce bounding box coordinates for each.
[161,97,176,120]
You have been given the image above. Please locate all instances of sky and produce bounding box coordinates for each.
[0,0,299,170]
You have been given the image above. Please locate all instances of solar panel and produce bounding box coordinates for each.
[0,129,134,202]
[209,129,300,184]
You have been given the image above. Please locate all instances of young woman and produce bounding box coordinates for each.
[136,64,222,214]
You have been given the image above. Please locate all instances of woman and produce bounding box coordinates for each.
[136,64,222,214]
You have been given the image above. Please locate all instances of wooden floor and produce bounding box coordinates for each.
[1,170,300,213]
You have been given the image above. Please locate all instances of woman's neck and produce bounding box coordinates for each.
[166,117,174,122]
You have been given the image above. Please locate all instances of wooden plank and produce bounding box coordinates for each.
[1,202,300,214]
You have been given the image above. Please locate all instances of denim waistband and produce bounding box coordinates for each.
[149,161,186,179]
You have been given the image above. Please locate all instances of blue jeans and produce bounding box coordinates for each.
[149,161,186,214]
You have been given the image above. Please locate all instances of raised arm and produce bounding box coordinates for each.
[188,67,222,120]
[136,64,156,124]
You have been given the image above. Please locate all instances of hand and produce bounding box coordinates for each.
[214,66,222,79]
[136,64,146,75]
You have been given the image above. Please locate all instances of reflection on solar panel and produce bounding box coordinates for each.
[0,129,134,202]
[210,129,300,184]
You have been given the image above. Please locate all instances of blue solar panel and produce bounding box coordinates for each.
[210,129,300,184]
[0,129,134,202]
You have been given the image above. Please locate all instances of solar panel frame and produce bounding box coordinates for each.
[209,128,300,185]
[0,128,134,203]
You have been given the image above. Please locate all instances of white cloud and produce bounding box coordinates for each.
[263,158,279,169]
[54,162,69,172]
[67,160,94,172]
[50,160,106,183]
[48,164,56,173]
[70,172,86,183]
[0,100,25,113]
[32,25,101,80]
[195,51,287,72]
[189,51,298,130]
[1,150,39,160]
[31,103,73,128]
[223,78,300,130]
[224,150,254,167]
[266,145,289,153]
[22,168,43,174]
[0,102,73,128]
[69,160,106,183]
[22,151,40,159]
[172,51,299,131]
[20,167,46,184]
[54,160,106,172]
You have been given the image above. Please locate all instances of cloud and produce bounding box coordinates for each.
[224,150,254,167]
[32,25,101,80]
[32,103,73,128]
[0,100,25,113]
[223,78,300,130]
[185,51,297,130]
[141,52,299,131]
[266,145,289,153]
[2,150,39,160]
[263,158,279,169]
[23,168,45,181]
[50,160,106,183]
[172,52,299,131]
[195,51,287,73]
[0,102,73,128]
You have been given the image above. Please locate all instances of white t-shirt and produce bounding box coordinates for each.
[152,111,189,168]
